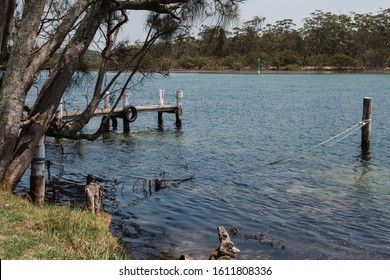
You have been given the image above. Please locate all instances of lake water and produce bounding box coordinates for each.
[22,73,390,259]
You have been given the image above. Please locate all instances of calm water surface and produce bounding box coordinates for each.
[23,73,390,259]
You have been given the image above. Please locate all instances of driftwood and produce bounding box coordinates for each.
[229,225,285,250]
[85,174,104,213]
[129,173,195,198]
[209,226,240,260]
[179,255,195,260]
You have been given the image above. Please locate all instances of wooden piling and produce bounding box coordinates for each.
[111,116,118,130]
[122,93,130,133]
[56,99,63,121]
[122,93,129,107]
[158,90,164,127]
[29,137,46,203]
[176,90,183,128]
[361,97,372,151]
[103,92,111,109]
[102,92,112,132]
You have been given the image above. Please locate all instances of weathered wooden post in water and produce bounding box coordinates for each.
[103,91,119,130]
[361,97,372,151]
[104,92,111,109]
[176,90,183,128]
[158,89,164,127]
[29,137,45,203]
[122,93,130,133]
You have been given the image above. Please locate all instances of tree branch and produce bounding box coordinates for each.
[24,0,93,91]
[20,113,40,128]
[119,0,185,19]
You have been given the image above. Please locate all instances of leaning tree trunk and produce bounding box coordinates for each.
[0,0,16,57]
[1,1,111,191]
[0,0,47,191]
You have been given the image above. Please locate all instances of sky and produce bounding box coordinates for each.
[241,0,388,27]
[121,0,389,43]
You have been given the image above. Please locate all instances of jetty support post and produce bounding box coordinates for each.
[361,97,372,152]
[103,91,111,109]
[29,137,46,203]
[122,93,130,133]
[102,91,116,131]
[158,89,164,127]
[176,90,183,128]
[55,98,63,127]
[85,174,104,213]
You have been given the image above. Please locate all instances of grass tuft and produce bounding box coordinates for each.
[0,190,127,259]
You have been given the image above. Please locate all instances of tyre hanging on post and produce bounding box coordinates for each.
[123,105,137,123]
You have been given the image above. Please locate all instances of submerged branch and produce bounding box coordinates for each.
[128,174,195,183]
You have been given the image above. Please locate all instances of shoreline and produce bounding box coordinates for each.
[168,68,390,75]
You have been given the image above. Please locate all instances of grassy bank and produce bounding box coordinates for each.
[0,190,127,259]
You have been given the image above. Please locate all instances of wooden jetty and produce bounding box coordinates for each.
[62,90,183,133]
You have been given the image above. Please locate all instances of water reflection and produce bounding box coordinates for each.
[353,151,373,189]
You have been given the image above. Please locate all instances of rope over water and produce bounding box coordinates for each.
[267,119,371,166]
[45,119,371,182]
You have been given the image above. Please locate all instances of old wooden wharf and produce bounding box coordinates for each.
[61,89,183,133]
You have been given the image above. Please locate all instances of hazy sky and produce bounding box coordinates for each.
[121,0,389,42]
[241,0,388,27]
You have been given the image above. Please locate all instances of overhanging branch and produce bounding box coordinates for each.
[119,0,184,19]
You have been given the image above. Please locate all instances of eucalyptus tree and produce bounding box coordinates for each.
[198,25,229,57]
[301,10,354,57]
[353,9,390,68]
[0,0,246,192]
[230,16,265,54]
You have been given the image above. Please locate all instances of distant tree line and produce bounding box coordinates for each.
[110,9,389,72]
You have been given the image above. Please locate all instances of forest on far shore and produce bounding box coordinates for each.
[75,9,390,72]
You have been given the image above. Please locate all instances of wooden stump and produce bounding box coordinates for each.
[209,226,240,260]
[85,175,104,213]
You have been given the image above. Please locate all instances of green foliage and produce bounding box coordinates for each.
[232,61,244,70]
[362,49,389,68]
[327,53,360,68]
[277,50,304,66]
[78,59,101,72]
[77,9,390,72]
[307,54,328,66]
[177,55,198,69]
[284,64,300,71]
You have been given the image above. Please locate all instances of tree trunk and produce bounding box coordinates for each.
[0,0,6,56]
[0,0,47,191]
[2,2,112,191]
[0,0,16,57]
